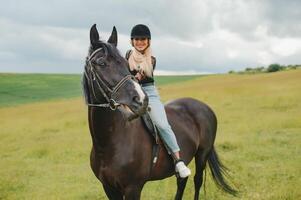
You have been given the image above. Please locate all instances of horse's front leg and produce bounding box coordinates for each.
[124,185,144,200]
[103,184,123,200]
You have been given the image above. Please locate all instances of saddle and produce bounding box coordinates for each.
[140,113,161,166]
[141,113,159,142]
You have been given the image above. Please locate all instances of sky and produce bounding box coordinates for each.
[0,0,301,75]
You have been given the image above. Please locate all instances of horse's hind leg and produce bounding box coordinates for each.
[103,185,123,200]
[174,177,188,200]
[194,149,208,200]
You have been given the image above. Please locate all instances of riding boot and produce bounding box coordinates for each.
[174,159,191,178]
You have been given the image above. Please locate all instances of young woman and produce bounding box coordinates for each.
[125,24,191,178]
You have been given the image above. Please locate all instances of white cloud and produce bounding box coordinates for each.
[270,38,301,57]
[258,51,273,66]
[0,0,300,74]
[154,70,211,76]
[177,40,204,49]
[227,50,239,59]
[37,27,87,60]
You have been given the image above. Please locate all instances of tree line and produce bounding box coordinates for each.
[228,64,301,74]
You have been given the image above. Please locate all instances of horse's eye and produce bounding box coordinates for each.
[96,58,106,66]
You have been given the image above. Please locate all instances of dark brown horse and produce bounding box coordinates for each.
[82,24,236,200]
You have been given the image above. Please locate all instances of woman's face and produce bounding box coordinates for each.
[132,38,150,53]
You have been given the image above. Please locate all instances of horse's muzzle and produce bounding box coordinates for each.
[128,95,149,121]
[118,95,148,121]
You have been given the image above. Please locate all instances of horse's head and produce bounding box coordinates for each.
[83,24,148,120]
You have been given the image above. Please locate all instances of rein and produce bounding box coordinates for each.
[84,48,135,110]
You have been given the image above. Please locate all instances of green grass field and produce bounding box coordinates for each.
[0,73,202,107]
[0,70,300,199]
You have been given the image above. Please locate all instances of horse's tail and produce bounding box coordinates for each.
[207,147,238,196]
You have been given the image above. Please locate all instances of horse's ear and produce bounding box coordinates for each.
[108,26,118,47]
[90,24,99,47]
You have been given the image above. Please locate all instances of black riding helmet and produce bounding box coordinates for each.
[131,24,151,39]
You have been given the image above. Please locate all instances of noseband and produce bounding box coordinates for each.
[84,48,135,110]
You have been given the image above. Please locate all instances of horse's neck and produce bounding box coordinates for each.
[88,107,126,151]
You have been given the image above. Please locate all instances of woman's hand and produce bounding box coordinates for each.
[135,72,145,81]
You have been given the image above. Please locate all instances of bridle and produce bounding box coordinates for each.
[84,47,136,110]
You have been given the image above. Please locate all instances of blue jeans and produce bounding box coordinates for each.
[142,85,180,153]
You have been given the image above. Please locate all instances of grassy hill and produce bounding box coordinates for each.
[0,69,300,199]
[0,73,202,107]
[0,74,82,107]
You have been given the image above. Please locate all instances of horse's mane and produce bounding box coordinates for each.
[82,72,91,104]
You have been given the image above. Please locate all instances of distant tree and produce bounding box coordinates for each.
[227,63,300,75]
[288,65,297,69]
[257,67,265,72]
[267,63,281,72]
[279,65,286,70]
